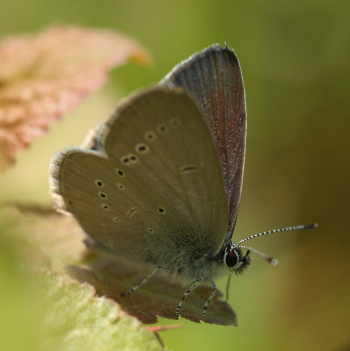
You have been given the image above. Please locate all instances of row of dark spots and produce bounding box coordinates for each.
[95,175,125,192]
[95,180,108,209]
[121,118,181,165]
[125,118,182,163]
[95,180,109,204]
[121,154,138,165]
[145,118,181,140]
[116,170,125,190]
[146,208,166,234]
[94,179,124,212]
[94,179,166,222]
[121,143,150,165]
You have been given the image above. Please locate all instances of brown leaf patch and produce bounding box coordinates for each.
[0,25,151,171]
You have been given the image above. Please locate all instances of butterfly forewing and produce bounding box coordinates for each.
[50,87,228,266]
[162,45,246,237]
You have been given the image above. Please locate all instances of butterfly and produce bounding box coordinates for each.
[50,44,316,321]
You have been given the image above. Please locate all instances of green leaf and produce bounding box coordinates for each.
[0,205,162,351]
[38,273,161,351]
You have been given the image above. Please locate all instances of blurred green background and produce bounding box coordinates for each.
[1,1,349,350]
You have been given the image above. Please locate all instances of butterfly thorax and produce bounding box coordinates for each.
[142,239,251,285]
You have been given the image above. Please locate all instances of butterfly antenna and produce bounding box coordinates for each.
[237,223,318,266]
[238,223,318,246]
[238,245,278,266]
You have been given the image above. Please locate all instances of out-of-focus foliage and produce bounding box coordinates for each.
[0,25,150,171]
[0,206,162,351]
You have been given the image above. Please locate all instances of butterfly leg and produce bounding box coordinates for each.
[121,266,162,296]
[225,273,232,302]
[176,277,203,319]
[201,278,218,319]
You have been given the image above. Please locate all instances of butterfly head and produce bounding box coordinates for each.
[221,223,318,275]
[223,242,251,275]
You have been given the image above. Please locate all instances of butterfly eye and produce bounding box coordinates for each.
[224,248,241,269]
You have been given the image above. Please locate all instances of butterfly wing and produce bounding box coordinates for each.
[50,86,228,269]
[162,44,246,238]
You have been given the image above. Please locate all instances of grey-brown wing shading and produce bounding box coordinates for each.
[162,44,246,238]
[50,86,228,267]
